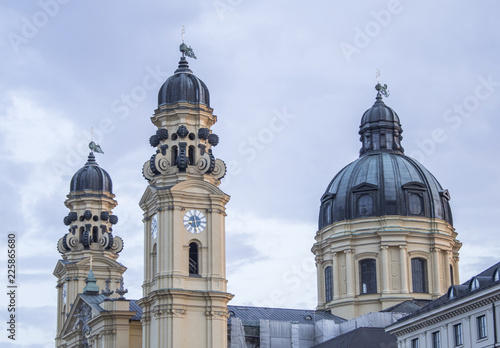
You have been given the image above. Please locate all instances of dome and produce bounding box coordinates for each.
[70,153,113,193]
[318,84,452,230]
[158,57,210,107]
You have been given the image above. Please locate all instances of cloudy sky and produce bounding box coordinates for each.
[1,1,500,347]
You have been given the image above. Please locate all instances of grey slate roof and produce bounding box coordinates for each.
[79,294,141,321]
[129,300,143,321]
[381,300,431,314]
[319,153,453,229]
[227,305,346,326]
[312,327,397,348]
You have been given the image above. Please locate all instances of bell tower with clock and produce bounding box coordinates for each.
[137,43,233,348]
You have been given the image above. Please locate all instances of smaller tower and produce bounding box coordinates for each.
[53,146,126,344]
[312,83,461,319]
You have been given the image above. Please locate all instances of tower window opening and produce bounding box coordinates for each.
[411,258,428,293]
[92,226,98,243]
[360,259,377,294]
[450,265,454,285]
[188,145,195,165]
[325,266,333,302]
[189,242,199,275]
[172,145,178,165]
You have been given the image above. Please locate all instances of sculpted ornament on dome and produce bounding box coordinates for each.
[83,210,92,221]
[208,134,219,146]
[109,215,118,225]
[195,153,216,174]
[198,128,209,140]
[110,235,124,253]
[156,128,168,140]
[212,159,227,180]
[176,125,189,138]
[149,135,160,147]
[100,211,109,221]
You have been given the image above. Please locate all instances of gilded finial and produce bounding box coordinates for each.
[376,69,381,84]
[181,25,185,43]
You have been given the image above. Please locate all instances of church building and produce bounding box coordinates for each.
[53,43,471,347]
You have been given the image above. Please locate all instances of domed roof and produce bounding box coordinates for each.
[318,84,452,230]
[70,153,113,193]
[158,57,210,107]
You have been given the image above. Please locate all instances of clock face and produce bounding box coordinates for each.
[183,209,206,234]
[151,214,158,239]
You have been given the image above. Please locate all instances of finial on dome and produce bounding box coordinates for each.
[179,26,197,59]
[88,128,104,154]
[374,69,390,99]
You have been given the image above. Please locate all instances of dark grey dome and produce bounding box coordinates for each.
[158,57,210,107]
[70,153,113,193]
[319,84,452,230]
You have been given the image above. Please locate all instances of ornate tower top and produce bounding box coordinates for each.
[57,144,123,257]
[142,43,226,187]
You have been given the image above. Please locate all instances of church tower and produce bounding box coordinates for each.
[312,83,462,319]
[137,44,232,348]
[53,148,125,344]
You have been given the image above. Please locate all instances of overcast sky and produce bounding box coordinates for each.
[1,1,500,347]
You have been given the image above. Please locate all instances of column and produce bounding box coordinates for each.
[380,245,390,294]
[399,245,409,293]
[432,248,442,296]
[315,255,324,305]
[444,250,453,288]
[332,252,340,300]
[345,249,355,297]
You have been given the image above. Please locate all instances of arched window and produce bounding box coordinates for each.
[325,266,333,302]
[92,226,99,243]
[411,258,428,293]
[450,265,454,285]
[188,145,195,165]
[151,244,157,279]
[171,145,178,165]
[360,259,377,294]
[189,242,199,275]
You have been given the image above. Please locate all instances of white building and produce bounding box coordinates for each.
[387,262,500,348]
